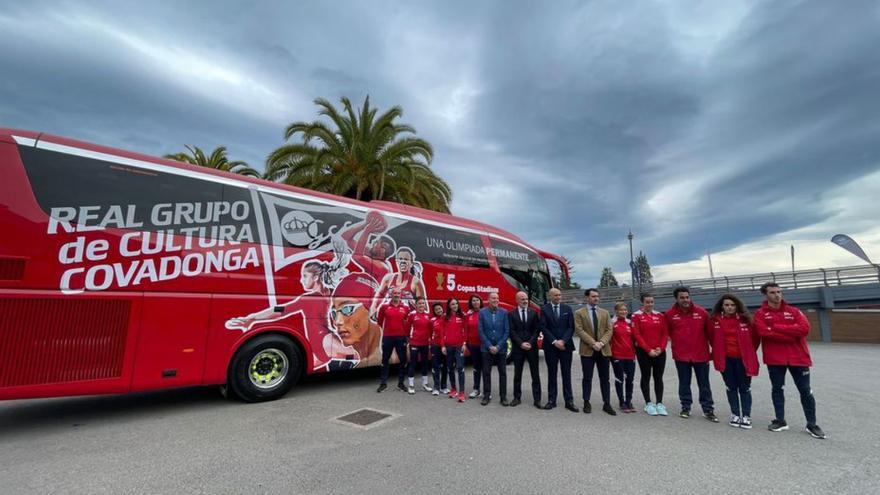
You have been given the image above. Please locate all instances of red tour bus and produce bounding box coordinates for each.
[0,129,568,402]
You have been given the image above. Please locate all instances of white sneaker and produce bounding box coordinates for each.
[407,386,415,395]
[656,403,668,416]
[432,389,440,396]
[422,383,433,392]
[469,389,480,398]
[729,415,741,427]
[740,416,752,429]
[441,388,450,394]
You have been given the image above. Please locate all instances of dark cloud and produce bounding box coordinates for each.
[637,0,880,261]
[0,0,877,285]
[311,67,366,86]
[446,0,880,282]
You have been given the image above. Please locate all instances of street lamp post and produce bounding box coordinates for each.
[628,230,636,304]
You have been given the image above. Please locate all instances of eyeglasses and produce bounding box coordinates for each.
[331,302,363,320]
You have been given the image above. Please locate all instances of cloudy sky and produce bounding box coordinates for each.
[2,0,879,286]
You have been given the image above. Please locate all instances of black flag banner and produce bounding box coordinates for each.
[830,234,873,264]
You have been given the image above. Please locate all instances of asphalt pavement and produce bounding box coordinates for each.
[1,343,878,494]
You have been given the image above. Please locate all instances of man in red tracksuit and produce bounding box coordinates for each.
[376,288,410,393]
[666,287,718,422]
[754,282,826,439]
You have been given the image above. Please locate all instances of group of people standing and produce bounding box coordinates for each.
[375,282,826,440]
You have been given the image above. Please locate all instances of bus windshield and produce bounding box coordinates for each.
[491,238,550,304]
[529,264,551,304]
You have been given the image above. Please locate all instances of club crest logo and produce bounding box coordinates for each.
[280,210,323,246]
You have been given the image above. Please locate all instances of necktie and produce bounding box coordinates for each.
[591,306,599,339]
[521,308,526,322]
[554,305,559,319]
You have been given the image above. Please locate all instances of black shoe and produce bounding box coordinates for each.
[679,409,691,418]
[543,402,556,410]
[703,410,719,423]
[768,419,789,432]
[534,401,543,409]
[603,403,617,416]
[509,398,521,407]
[582,402,592,414]
[481,397,490,406]
[397,382,408,392]
[500,399,509,407]
[806,424,826,439]
[564,402,578,412]
[377,383,387,393]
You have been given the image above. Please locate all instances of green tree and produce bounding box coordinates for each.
[266,96,452,213]
[164,145,260,177]
[598,267,619,288]
[552,255,582,290]
[635,251,654,286]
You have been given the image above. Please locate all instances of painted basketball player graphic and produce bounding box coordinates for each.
[369,246,427,317]
[338,208,427,314]
[339,209,396,279]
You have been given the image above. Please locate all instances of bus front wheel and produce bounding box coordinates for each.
[228,334,303,403]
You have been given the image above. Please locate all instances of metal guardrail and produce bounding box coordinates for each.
[562,264,880,304]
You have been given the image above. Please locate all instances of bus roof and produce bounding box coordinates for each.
[0,128,541,254]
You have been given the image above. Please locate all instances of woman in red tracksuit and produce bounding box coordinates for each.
[430,302,448,395]
[443,298,468,402]
[406,298,433,394]
[710,294,760,429]
[465,295,484,398]
[610,302,637,413]
[632,293,669,416]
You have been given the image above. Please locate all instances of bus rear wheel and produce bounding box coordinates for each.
[228,334,303,403]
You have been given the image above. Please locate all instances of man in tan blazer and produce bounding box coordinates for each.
[574,288,616,415]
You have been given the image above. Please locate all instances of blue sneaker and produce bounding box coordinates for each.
[645,403,658,416]
[656,403,668,416]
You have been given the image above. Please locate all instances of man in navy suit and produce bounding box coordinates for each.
[540,288,577,411]
[479,292,510,406]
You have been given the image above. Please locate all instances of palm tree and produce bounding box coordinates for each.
[266,96,451,213]
[164,145,260,177]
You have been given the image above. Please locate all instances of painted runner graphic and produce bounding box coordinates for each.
[370,245,427,317]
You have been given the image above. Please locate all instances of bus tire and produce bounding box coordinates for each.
[228,334,303,403]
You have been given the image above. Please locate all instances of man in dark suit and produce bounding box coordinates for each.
[540,288,577,412]
[509,291,542,408]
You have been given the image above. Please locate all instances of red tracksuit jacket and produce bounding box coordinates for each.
[377,302,410,337]
[665,303,712,363]
[710,314,760,376]
[632,310,668,353]
[430,317,445,347]
[466,310,481,346]
[610,317,636,360]
[753,300,812,367]
[442,314,466,347]
[407,311,432,346]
